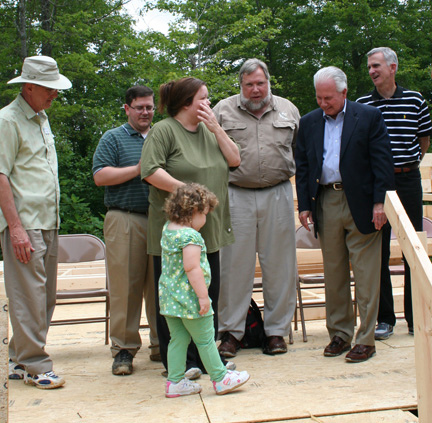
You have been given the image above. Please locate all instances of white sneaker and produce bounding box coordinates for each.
[185,367,203,380]
[24,371,65,389]
[225,361,236,371]
[166,378,202,398]
[8,360,26,380]
[213,370,250,395]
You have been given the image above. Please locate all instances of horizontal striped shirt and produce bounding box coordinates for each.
[92,123,149,212]
[357,85,431,166]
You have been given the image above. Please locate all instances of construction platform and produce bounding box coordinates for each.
[4,292,418,423]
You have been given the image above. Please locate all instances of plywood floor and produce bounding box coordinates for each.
[6,306,418,423]
[1,262,418,422]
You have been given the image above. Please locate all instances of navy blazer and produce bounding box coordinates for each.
[295,100,395,235]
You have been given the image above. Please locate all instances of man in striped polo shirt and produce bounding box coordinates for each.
[93,86,159,375]
[357,47,431,339]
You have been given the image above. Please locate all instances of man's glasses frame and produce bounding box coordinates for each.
[128,105,155,113]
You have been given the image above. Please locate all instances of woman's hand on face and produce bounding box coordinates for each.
[197,103,219,133]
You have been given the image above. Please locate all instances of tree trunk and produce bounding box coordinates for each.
[17,0,27,59]
[40,0,53,56]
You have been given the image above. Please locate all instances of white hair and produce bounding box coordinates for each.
[314,66,347,92]
[367,47,398,72]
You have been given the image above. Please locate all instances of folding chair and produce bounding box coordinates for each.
[51,234,110,344]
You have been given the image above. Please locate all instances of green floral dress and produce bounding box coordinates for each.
[159,222,213,319]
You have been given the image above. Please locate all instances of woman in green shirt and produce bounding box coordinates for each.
[141,77,240,377]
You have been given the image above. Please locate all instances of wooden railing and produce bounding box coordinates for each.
[385,191,432,422]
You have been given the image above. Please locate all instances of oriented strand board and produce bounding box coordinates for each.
[203,323,416,423]
[278,409,418,422]
[7,310,417,423]
[9,341,208,423]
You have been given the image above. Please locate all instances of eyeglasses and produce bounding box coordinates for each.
[128,105,155,113]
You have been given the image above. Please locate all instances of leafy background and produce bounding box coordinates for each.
[0,0,431,241]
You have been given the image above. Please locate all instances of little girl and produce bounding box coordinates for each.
[160,183,250,398]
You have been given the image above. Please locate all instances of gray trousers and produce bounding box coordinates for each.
[1,228,58,375]
[104,210,158,357]
[317,188,382,346]
[218,181,297,340]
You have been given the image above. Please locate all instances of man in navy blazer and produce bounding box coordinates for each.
[295,66,394,362]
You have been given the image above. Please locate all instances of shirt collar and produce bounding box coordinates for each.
[17,93,47,121]
[323,99,347,120]
[370,83,404,100]
[122,122,149,138]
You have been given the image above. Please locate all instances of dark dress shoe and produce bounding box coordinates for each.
[323,335,351,357]
[345,344,376,362]
[218,332,240,358]
[263,336,287,355]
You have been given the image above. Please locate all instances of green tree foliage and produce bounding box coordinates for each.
[0,0,156,235]
[0,0,431,239]
[142,0,432,114]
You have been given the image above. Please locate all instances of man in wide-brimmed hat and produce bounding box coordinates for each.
[0,55,71,389]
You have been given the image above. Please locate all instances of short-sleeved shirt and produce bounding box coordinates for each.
[140,117,235,255]
[357,85,432,166]
[0,94,60,232]
[213,94,300,188]
[159,222,213,319]
[92,123,149,213]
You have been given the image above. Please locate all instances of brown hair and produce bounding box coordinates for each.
[158,77,206,116]
[164,183,218,225]
[125,85,154,106]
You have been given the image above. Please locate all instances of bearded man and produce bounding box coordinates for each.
[213,58,300,356]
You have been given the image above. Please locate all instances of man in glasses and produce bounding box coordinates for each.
[93,85,159,375]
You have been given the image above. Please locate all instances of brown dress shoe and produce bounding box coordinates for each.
[345,344,376,363]
[263,336,287,355]
[218,332,240,358]
[323,335,351,357]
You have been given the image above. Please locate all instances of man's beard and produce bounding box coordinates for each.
[240,88,271,111]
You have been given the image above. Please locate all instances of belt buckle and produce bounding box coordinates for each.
[333,183,343,191]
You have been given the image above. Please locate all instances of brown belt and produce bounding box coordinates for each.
[394,163,419,174]
[107,207,148,216]
[229,180,287,190]
[322,183,343,191]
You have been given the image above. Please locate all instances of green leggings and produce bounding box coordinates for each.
[165,315,227,383]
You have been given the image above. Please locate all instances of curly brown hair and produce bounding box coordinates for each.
[164,183,219,225]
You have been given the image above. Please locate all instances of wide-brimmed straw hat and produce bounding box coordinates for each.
[7,55,72,90]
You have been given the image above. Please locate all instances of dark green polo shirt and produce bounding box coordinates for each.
[93,123,149,212]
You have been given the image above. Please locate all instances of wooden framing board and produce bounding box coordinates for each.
[385,191,432,422]
[0,296,8,423]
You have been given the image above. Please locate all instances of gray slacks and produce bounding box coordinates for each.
[218,181,297,340]
[1,228,58,374]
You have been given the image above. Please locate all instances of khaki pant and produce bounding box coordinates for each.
[1,229,58,374]
[104,210,158,357]
[219,181,297,340]
[317,188,382,346]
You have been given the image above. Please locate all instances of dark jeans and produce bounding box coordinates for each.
[378,169,423,328]
[154,251,223,373]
